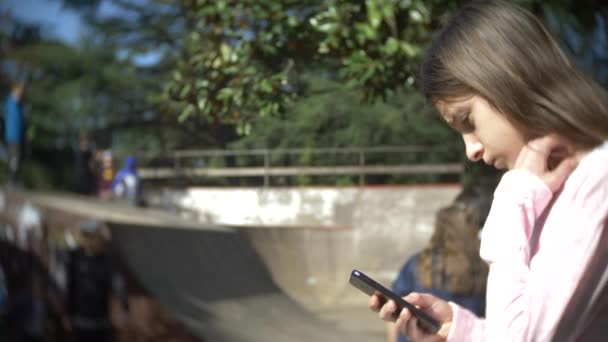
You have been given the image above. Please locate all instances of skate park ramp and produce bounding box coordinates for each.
[109,223,378,342]
[9,186,460,342]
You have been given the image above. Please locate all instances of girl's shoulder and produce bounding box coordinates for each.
[564,141,608,201]
[572,142,608,182]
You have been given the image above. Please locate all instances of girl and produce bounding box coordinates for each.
[389,204,488,342]
[369,1,608,341]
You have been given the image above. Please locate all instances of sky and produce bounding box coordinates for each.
[1,0,161,65]
[1,0,84,44]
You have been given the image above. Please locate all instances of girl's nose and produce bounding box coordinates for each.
[463,134,483,162]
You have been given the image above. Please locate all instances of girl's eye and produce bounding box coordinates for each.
[458,112,474,132]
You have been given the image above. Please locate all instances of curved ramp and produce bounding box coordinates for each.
[10,189,458,341]
[109,223,380,342]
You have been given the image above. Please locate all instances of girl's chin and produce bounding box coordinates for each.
[493,160,508,170]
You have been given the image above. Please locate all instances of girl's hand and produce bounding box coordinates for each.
[369,292,452,341]
[514,135,578,192]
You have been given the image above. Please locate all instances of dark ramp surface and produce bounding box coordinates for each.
[109,223,379,342]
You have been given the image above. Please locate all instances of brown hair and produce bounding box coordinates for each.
[417,205,488,296]
[420,0,608,150]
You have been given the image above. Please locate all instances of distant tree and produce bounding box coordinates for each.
[229,71,461,185]
[80,0,244,149]
[0,9,190,188]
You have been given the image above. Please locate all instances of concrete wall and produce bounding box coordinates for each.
[152,185,462,309]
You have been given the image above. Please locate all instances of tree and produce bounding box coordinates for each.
[163,0,326,134]
[72,0,607,136]
[164,0,607,126]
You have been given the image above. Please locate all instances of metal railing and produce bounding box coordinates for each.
[136,145,463,186]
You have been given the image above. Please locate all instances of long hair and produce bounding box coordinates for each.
[420,0,608,150]
[417,205,488,296]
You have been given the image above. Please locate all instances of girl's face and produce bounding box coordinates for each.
[437,95,526,170]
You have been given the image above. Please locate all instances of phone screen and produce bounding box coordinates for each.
[349,269,441,334]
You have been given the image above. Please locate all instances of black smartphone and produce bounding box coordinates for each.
[349,269,441,334]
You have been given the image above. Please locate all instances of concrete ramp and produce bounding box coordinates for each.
[109,223,380,342]
[4,187,460,341]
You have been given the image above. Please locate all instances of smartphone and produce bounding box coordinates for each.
[349,269,441,334]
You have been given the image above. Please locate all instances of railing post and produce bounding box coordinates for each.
[264,149,270,188]
[359,149,365,186]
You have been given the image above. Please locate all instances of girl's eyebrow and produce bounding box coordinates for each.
[450,104,470,115]
[445,105,469,124]
[442,105,473,133]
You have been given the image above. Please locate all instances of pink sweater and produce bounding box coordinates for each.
[447,142,608,341]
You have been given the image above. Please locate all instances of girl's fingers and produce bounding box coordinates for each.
[368,294,381,312]
[395,308,413,336]
[527,134,571,159]
[546,157,577,192]
[405,316,422,340]
[379,300,399,321]
[514,135,578,192]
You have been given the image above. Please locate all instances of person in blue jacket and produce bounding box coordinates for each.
[111,155,141,205]
[388,203,488,342]
[4,81,26,185]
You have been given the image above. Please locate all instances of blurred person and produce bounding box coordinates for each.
[16,202,43,254]
[61,219,128,342]
[3,202,50,342]
[47,231,77,342]
[4,80,27,185]
[368,1,608,341]
[97,151,115,201]
[452,177,499,229]
[74,132,97,196]
[388,205,487,342]
[7,274,31,341]
[0,261,7,339]
[111,155,141,206]
[9,273,47,342]
[3,240,49,342]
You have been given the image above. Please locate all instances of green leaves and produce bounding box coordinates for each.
[162,0,464,128]
[179,104,196,123]
[309,0,453,101]
[166,37,291,134]
[162,0,320,133]
[49,0,606,142]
